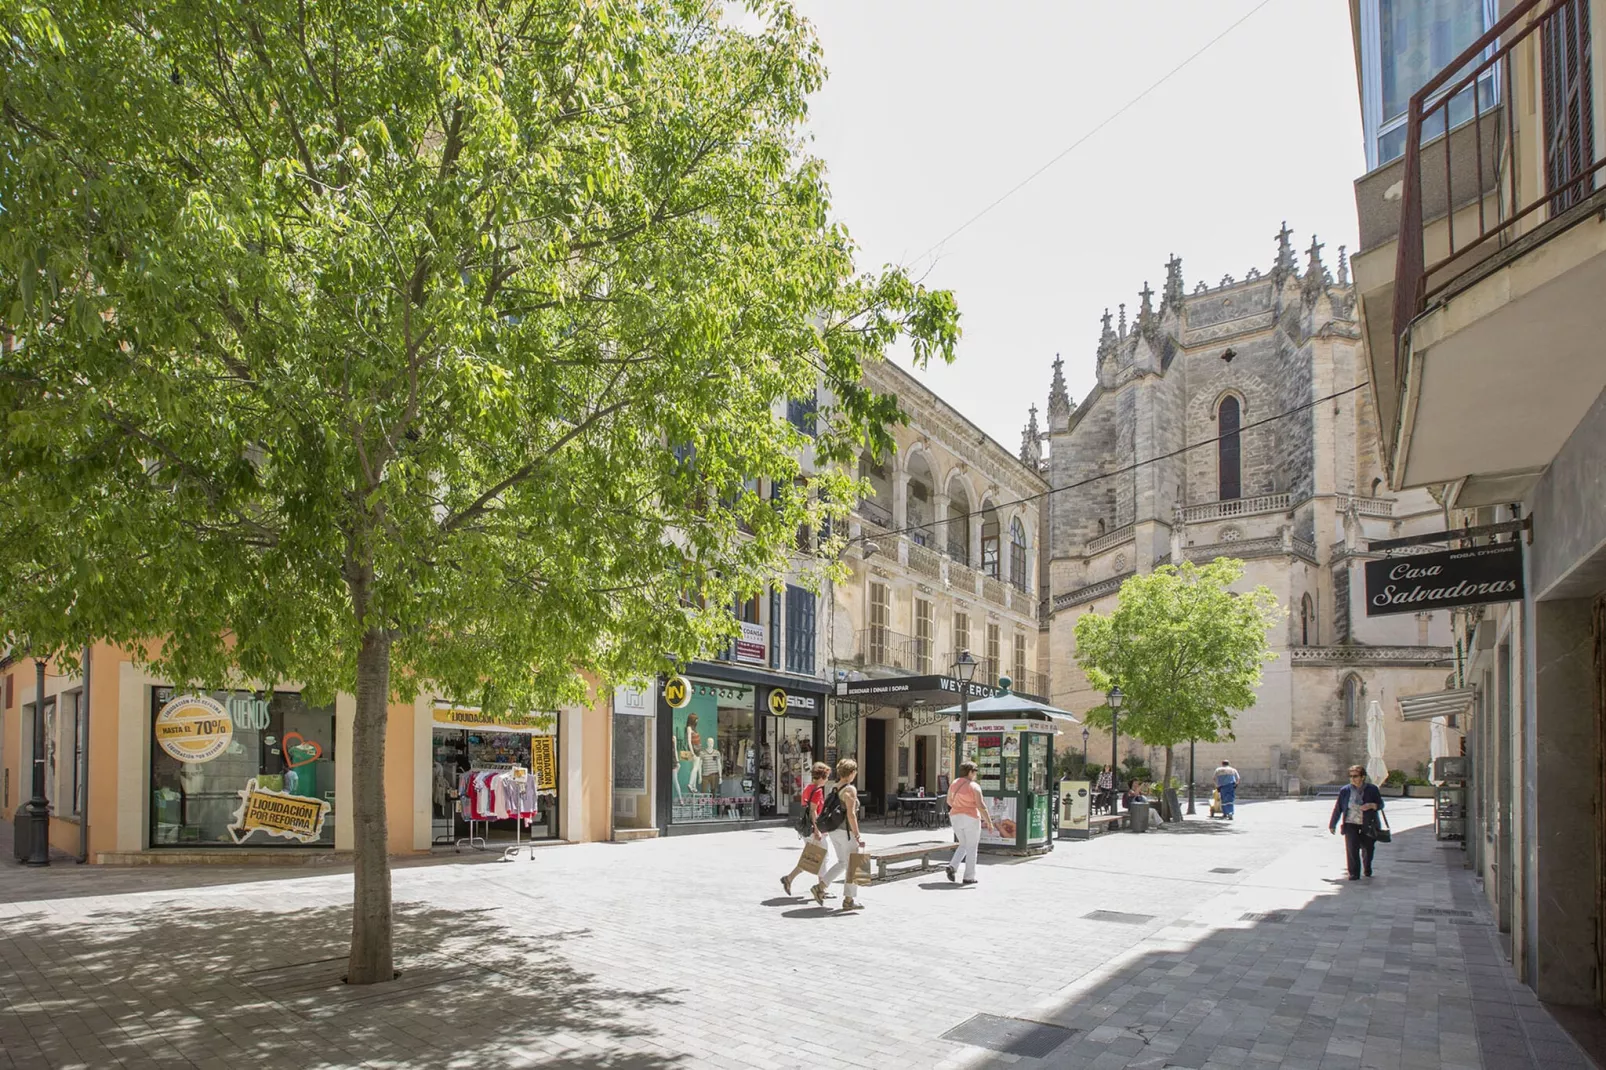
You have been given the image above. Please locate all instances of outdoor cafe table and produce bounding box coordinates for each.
[898,795,945,828]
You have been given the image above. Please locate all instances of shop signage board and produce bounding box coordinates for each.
[736,621,766,664]
[663,675,691,709]
[1364,543,1524,617]
[154,694,234,764]
[767,688,789,716]
[948,719,1058,735]
[612,682,655,717]
[431,705,553,732]
[834,674,993,703]
[530,735,557,789]
[228,779,331,843]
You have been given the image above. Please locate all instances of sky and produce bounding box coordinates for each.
[797,0,1370,454]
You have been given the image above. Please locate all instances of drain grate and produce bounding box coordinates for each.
[941,1013,1078,1057]
[1084,909,1156,925]
[1240,911,1293,923]
[1210,867,1242,874]
[1417,907,1474,918]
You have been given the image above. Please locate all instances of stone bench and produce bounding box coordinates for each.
[866,840,952,881]
[1088,812,1132,834]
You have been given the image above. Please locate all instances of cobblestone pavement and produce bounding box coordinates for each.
[0,799,1592,1069]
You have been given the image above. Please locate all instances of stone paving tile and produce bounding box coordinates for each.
[0,799,1594,1068]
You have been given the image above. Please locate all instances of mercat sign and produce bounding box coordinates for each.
[1364,543,1524,616]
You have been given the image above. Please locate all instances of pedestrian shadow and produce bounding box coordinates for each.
[0,899,685,1069]
[943,824,1586,1070]
[780,905,841,919]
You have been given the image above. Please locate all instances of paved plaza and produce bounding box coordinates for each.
[0,799,1592,1069]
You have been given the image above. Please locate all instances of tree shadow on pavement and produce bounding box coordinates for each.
[0,899,685,1069]
[939,825,1590,1070]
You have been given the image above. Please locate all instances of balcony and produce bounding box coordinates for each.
[852,628,933,675]
[1178,493,1291,523]
[1385,0,1606,506]
[1086,523,1135,556]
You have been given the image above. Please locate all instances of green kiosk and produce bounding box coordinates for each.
[938,685,1080,856]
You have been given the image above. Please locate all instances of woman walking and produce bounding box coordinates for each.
[946,760,998,885]
[781,762,832,896]
[1329,765,1384,880]
[811,759,865,912]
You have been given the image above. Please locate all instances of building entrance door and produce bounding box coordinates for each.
[914,735,930,792]
[865,718,887,817]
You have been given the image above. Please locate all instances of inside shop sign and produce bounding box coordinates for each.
[1363,542,1525,617]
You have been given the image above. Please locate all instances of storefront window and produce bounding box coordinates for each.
[764,715,818,816]
[431,708,559,843]
[150,687,335,848]
[669,679,756,823]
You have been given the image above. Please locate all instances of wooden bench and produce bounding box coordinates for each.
[1087,812,1131,835]
[866,840,952,881]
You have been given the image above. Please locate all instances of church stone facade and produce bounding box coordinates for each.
[1025,225,1455,790]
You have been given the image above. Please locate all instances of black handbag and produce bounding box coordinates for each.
[1363,810,1392,844]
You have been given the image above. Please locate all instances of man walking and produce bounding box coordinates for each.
[1214,758,1240,821]
[811,759,865,912]
[945,760,997,886]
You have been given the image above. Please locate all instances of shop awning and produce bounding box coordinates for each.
[934,693,1079,723]
[1398,687,1477,722]
[834,674,995,708]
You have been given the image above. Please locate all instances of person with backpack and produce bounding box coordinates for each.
[811,758,865,912]
[781,762,833,896]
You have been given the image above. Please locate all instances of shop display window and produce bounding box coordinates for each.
[670,679,756,823]
[149,687,335,848]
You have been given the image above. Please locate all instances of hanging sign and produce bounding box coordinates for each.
[1364,543,1524,617]
[530,735,557,789]
[767,688,789,716]
[736,621,767,664]
[227,779,331,843]
[663,674,691,709]
[154,694,234,764]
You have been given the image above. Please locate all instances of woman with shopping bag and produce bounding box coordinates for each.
[781,762,832,896]
[811,758,866,912]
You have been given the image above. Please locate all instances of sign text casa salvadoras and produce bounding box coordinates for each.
[1364,543,1524,617]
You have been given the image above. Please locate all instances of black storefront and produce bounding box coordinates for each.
[656,661,830,835]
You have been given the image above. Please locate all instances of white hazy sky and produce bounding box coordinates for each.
[798,0,1369,452]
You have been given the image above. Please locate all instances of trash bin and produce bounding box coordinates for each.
[1127,800,1150,833]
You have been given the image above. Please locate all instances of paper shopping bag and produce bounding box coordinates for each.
[847,851,873,886]
[798,840,827,875]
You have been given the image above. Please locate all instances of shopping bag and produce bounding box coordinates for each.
[1209,789,1222,817]
[798,839,827,875]
[847,851,873,886]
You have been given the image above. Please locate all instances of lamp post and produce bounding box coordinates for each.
[25,657,50,865]
[1187,738,1197,815]
[1081,726,1090,776]
[953,649,978,774]
[1106,686,1123,790]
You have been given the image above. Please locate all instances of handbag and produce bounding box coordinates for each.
[1362,810,1392,843]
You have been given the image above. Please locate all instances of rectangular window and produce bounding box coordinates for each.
[953,610,970,660]
[785,585,817,675]
[787,391,818,437]
[1359,0,1497,167]
[150,688,336,848]
[1013,632,1027,689]
[869,582,890,666]
[986,623,1001,686]
[914,599,933,674]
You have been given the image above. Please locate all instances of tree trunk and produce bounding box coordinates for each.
[347,627,394,985]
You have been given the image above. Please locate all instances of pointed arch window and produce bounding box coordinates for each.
[1009,518,1030,593]
[1343,674,1363,728]
[1301,594,1315,646]
[1217,395,1242,501]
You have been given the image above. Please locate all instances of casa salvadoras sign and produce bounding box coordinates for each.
[1365,543,1524,617]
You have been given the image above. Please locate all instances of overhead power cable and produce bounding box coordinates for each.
[851,380,1371,545]
[914,0,1280,265]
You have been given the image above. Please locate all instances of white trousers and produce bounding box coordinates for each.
[818,828,860,898]
[950,813,982,880]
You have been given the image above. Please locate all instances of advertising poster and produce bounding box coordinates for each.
[1059,779,1091,836]
[228,779,332,843]
[530,734,557,789]
[979,796,1017,845]
[154,694,234,764]
[1028,795,1050,842]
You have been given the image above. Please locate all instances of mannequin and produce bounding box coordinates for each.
[700,737,722,794]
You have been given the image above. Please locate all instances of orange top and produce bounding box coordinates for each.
[947,777,987,819]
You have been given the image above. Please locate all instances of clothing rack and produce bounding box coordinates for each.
[455,762,517,853]
[454,763,543,860]
[500,766,540,863]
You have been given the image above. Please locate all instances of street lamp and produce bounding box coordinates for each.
[25,657,50,865]
[1081,725,1090,775]
[1187,738,1197,815]
[1106,686,1123,790]
[953,649,978,774]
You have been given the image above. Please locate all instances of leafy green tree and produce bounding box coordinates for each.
[0,0,957,982]
[1074,560,1281,796]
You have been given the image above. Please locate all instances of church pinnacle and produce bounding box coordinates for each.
[1162,254,1185,317]
[1336,245,1350,287]
[1272,220,1297,285]
[1047,353,1071,432]
[1137,281,1156,336]
[1020,405,1041,465]
[1302,234,1328,299]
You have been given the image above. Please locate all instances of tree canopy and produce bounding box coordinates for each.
[1074,559,1281,790]
[0,0,958,980]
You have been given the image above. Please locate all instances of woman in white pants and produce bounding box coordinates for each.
[811,758,865,911]
[946,760,997,885]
